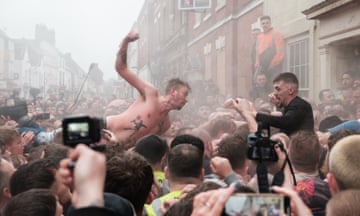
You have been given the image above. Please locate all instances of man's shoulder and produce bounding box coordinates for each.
[289,96,312,108]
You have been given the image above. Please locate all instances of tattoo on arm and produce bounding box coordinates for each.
[121,52,127,65]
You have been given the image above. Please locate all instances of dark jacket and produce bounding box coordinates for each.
[255,96,314,135]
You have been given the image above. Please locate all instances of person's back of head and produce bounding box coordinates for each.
[326,189,360,216]
[3,189,58,216]
[164,182,222,216]
[105,152,154,215]
[43,144,69,165]
[206,117,236,139]
[233,125,250,143]
[217,133,248,172]
[289,130,321,173]
[135,134,168,166]
[10,158,57,196]
[318,115,343,133]
[171,134,204,156]
[328,129,359,151]
[104,141,126,160]
[166,144,203,183]
[328,135,360,193]
[189,128,213,158]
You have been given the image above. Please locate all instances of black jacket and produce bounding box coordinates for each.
[255,96,314,135]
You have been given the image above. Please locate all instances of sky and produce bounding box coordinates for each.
[0,0,145,80]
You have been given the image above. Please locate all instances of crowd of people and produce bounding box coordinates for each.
[0,28,359,216]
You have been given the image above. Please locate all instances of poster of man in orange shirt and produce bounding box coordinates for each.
[255,15,285,84]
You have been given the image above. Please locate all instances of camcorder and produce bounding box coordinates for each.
[62,116,105,147]
[247,122,281,162]
[225,193,291,216]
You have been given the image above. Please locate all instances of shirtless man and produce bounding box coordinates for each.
[105,31,191,148]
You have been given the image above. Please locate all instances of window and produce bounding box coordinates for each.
[287,36,309,96]
[179,0,211,10]
[194,12,201,28]
[216,0,226,11]
[203,8,211,21]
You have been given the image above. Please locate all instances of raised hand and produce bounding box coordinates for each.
[126,31,139,42]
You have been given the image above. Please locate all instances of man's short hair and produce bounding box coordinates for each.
[328,129,359,151]
[329,135,360,190]
[134,134,168,165]
[289,130,321,173]
[326,189,360,216]
[3,189,56,216]
[273,72,299,88]
[165,78,191,94]
[217,133,248,170]
[260,15,271,21]
[167,144,203,181]
[170,134,204,155]
[9,159,57,196]
[105,152,154,215]
[207,117,236,139]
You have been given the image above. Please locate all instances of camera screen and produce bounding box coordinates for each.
[66,122,90,141]
[225,193,290,216]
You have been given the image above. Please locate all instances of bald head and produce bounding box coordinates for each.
[329,135,360,191]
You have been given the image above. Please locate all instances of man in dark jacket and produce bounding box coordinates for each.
[225,72,314,135]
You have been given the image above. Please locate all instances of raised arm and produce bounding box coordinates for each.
[115,31,157,98]
[223,98,258,132]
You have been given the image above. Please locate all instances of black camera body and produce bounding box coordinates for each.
[62,116,104,147]
[247,122,279,162]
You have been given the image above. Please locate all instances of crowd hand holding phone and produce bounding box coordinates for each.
[191,183,236,216]
[59,144,106,208]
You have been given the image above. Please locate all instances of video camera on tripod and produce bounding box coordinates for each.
[246,121,296,193]
[247,121,283,162]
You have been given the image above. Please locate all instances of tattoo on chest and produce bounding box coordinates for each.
[123,115,148,145]
[124,115,148,131]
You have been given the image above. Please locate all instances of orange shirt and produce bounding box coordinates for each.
[255,28,284,69]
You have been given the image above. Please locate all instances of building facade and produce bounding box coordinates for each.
[304,0,360,99]
[0,25,101,100]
